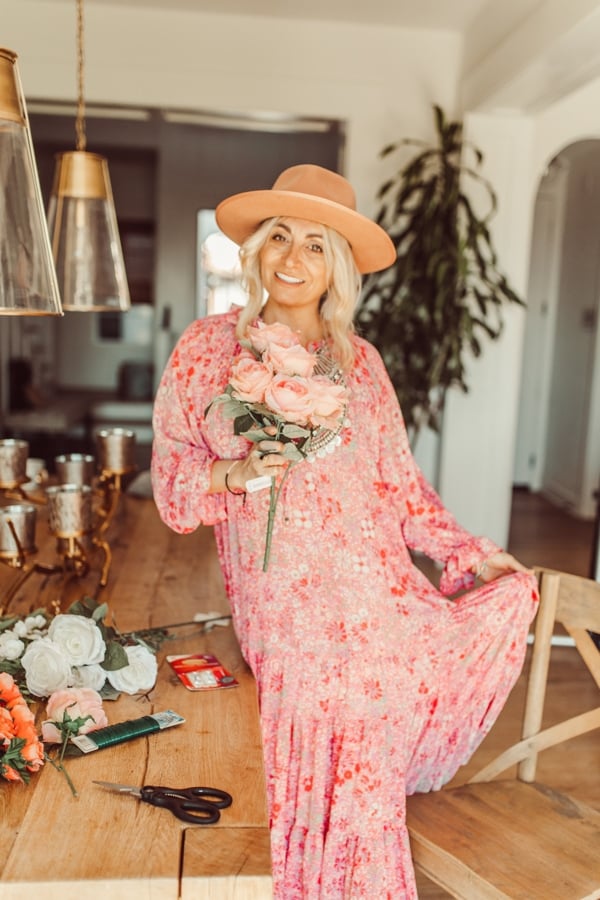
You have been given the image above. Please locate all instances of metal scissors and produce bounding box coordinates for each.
[93,780,233,824]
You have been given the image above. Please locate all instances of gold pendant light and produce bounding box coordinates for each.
[0,48,63,316]
[47,0,130,312]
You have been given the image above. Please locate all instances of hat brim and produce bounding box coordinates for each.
[215,189,396,274]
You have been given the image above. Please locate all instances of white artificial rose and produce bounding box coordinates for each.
[47,614,106,667]
[70,663,107,692]
[25,615,48,636]
[106,645,157,694]
[21,637,72,697]
[14,615,47,638]
[0,631,24,661]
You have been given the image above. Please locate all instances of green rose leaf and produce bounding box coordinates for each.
[281,423,310,439]
[92,602,109,624]
[101,640,129,671]
[241,427,271,442]
[67,596,105,620]
[219,398,248,420]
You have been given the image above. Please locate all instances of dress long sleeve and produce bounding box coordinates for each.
[361,339,500,595]
[151,313,242,532]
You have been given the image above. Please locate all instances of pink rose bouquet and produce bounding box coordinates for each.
[208,320,349,570]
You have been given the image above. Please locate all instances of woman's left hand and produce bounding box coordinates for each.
[474,552,534,583]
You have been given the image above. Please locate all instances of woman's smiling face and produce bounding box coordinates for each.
[259,217,330,314]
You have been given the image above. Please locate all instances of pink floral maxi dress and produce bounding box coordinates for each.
[151,309,538,899]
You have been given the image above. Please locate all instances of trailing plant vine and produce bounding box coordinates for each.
[357,105,523,442]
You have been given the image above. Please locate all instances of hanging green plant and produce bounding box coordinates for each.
[357,104,523,442]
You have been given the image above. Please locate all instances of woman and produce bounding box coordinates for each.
[151,164,538,899]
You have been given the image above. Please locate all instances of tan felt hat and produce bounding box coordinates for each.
[215,164,396,274]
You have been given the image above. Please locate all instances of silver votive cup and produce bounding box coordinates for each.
[96,428,136,475]
[26,457,47,483]
[0,439,29,488]
[0,504,36,560]
[46,484,93,538]
[55,453,95,486]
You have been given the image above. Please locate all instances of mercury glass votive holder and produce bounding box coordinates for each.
[46,484,93,538]
[0,439,29,488]
[55,453,95,486]
[0,503,36,560]
[96,428,136,476]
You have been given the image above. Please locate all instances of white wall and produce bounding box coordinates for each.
[437,112,535,545]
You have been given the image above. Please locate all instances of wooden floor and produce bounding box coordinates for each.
[507,487,596,578]
[416,489,598,899]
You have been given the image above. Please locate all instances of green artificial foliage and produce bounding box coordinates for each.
[357,105,523,442]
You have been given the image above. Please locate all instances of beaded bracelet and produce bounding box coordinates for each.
[225,461,245,496]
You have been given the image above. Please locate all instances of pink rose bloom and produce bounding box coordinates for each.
[307,377,349,430]
[230,354,274,403]
[42,688,108,744]
[265,342,316,378]
[264,374,315,425]
[246,321,301,353]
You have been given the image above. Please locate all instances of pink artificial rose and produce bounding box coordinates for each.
[42,688,108,744]
[230,353,274,403]
[264,342,316,378]
[246,321,301,354]
[264,374,315,425]
[307,377,349,430]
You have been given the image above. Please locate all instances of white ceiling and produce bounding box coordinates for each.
[39,0,494,31]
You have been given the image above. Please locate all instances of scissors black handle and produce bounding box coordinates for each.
[140,785,233,824]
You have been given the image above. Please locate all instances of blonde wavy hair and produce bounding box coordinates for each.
[235,217,362,371]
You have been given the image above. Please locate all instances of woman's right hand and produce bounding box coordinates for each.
[225,439,289,493]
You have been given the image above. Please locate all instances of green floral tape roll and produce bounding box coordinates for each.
[71,710,185,753]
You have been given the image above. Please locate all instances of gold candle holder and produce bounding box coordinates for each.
[47,483,111,588]
[95,429,136,552]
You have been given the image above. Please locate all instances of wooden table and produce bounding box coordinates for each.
[0,493,272,899]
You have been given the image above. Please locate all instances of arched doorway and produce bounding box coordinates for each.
[513,140,600,576]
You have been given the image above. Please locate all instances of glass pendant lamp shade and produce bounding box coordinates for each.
[47,150,130,311]
[0,48,62,316]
